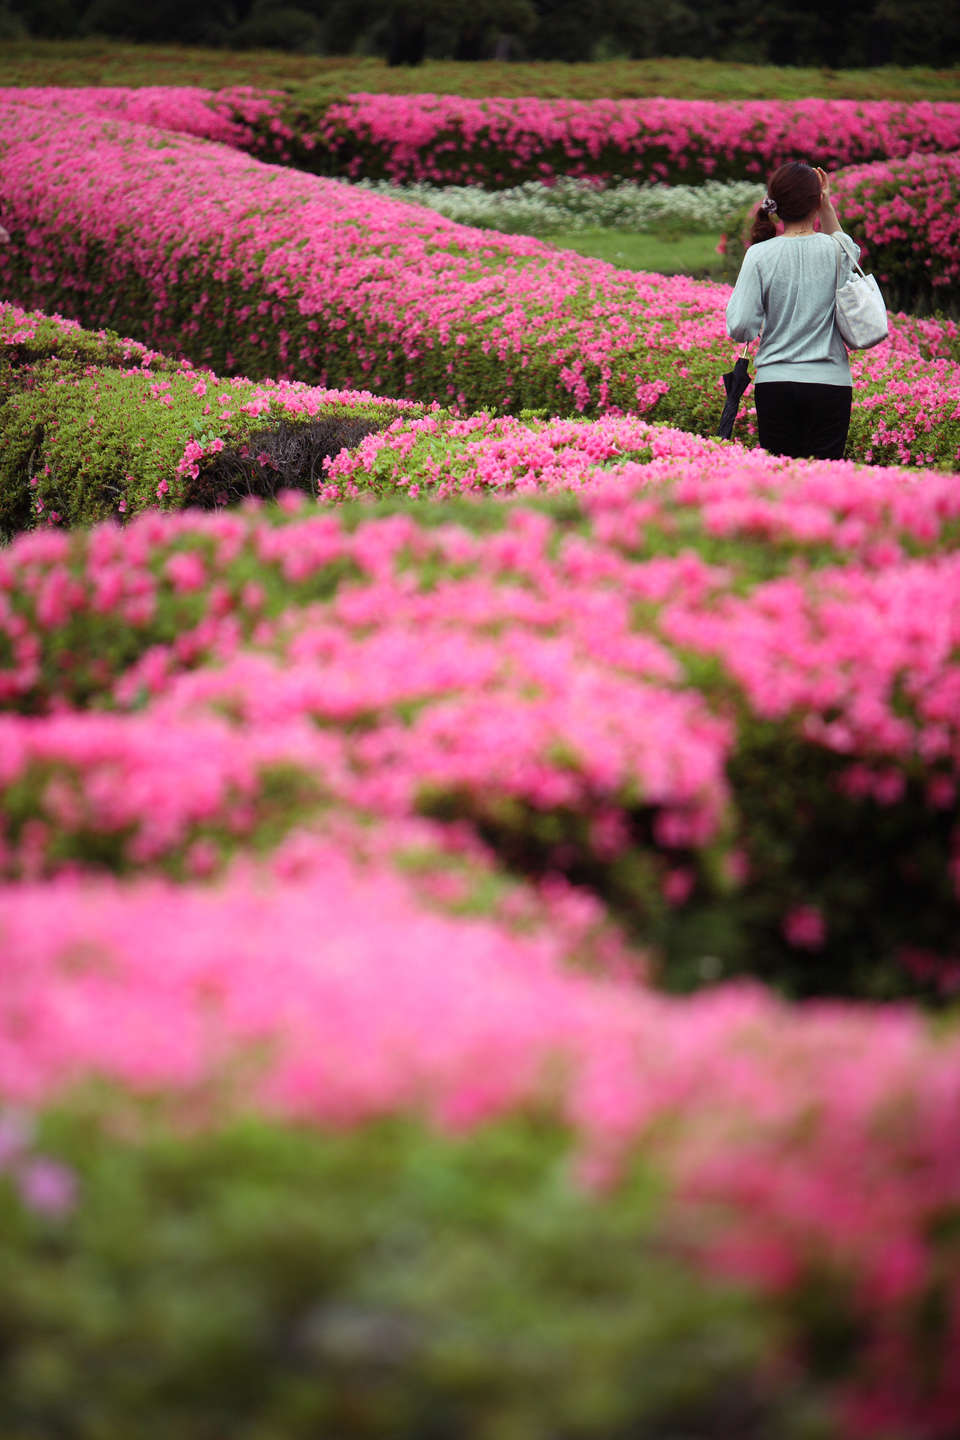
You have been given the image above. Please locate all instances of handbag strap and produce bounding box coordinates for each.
[833,232,865,292]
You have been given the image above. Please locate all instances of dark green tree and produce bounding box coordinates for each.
[873,0,960,64]
[608,0,720,61]
[80,0,235,44]
[8,0,84,36]
[357,0,534,65]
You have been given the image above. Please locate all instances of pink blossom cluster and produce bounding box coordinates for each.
[0,299,168,368]
[0,505,732,876]
[0,855,959,1432]
[325,419,960,859]
[0,708,345,877]
[2,440,959,968]
[0,1106,77,1218]
[832,149,960,291]
[2,84,279,152]
[0,97,958,466]
[326,408,960,550]
[311,92,960,186]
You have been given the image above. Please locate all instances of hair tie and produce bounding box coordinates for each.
[760,195,778,215]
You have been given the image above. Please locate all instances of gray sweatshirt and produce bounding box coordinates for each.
[725,231,861,386]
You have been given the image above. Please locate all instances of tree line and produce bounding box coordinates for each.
[3,0,959,68]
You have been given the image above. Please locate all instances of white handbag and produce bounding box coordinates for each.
[833,235,888,350]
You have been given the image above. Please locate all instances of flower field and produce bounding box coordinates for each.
[2,74,960,1440]
[1,92,959,468]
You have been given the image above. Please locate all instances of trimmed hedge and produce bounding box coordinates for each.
[832,150,960,315]
[2,878,960,1437]
[3,417,960,999]
[11,88,960,191]
[211,89,960,188]
[0,303,420,532]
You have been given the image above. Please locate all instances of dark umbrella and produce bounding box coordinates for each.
[716,354,752,440]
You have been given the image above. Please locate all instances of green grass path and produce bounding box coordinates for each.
[0,41,957,100]
[544,229,730,280]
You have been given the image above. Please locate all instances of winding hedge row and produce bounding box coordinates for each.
[0,97,959,467]
[4,958,959,1439]
[253,91,960,187]
[0,303,419,532]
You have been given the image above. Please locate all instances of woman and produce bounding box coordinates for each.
[726,162,860,461]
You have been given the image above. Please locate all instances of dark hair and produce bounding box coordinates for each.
[749,162,822,245]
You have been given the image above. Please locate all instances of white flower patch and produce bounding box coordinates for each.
[354,177,764,235]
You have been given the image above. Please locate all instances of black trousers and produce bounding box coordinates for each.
[754,382,852,461]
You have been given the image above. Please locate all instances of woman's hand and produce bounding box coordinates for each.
[815,167,840,234]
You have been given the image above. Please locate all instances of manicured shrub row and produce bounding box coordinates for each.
[2,853,960,1438]
[4,82,277,150]
[224,90,960,188]
[321,406,960,527]
[3,436,960,999]
[0,303,419,532]
[0,301,171,371]
[831,150,960,314]
[0,709,332,878]
[1,101,959,468]
[14,86,960,191]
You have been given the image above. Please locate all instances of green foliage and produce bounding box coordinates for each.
[0,322,416,533]
[232,3,324,52]
[0,1104,836,1440]
[79,0,235,46]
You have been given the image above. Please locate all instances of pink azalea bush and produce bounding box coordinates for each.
[3,83,281,151]
[2,433,960,994]
[0,302,421,528]
[831,150,960,311]
[323,406,960,527]
[1,98,959,467]
[238,91,960,188]
[0,299,173,371]
[1,853,960,1434]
